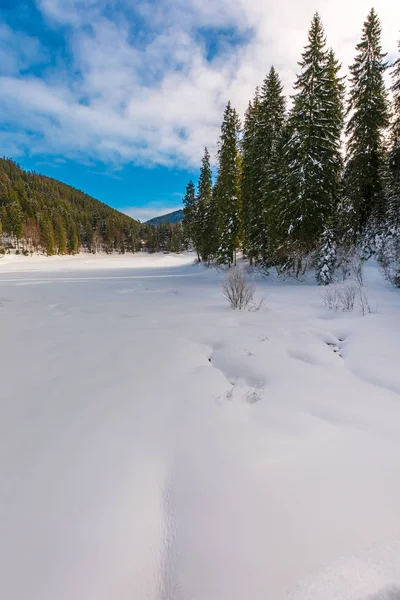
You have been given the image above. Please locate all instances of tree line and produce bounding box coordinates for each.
[183,9,400,285]
[143,221,183,253]
[0,158,183,255]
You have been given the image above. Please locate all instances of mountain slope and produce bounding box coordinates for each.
[145,209,183,226]
[0,158,142,255]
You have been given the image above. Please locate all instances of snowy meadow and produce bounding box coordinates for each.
[1,254,400,600]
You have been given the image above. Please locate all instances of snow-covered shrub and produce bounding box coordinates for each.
[316,228,336,285]
[222,267,255,310]
[322,282,364,312]
[337,282,357,311]
[322,285,341,310]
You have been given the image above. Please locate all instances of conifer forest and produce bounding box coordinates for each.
[0,158,182,255]
[183,9,400,285]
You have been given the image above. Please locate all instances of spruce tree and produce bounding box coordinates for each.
[324,49,345,202]
[314,49,346,281]
[182,180,197,254]
[379,37,400,285]
[278,14,343,259]
[214,101,242,266]
[388,36,400,225]
[345,8,389,241]
[196,147,214,262]
[256,67,286,263]
[202,187,219,264]
[241,92,260,264]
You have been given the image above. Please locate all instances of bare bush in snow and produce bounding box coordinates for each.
[322,285,341,311]
[222,267,255,310]
[322,281,369,313]
[336,282,357,311]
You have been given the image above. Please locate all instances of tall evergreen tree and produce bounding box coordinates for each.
[256,67,287,263]
[278,14,343,258]
[203,187,220,264]
[315,49,346,281]
[241,92,260,263]
[182,180,197,255]
[241,70,286,266]
[325,48,345,200]
[388,36,400,225]
[344,8,389,240]
[214,101,242,265]
[378,36,400,286]
[196,147,215,262]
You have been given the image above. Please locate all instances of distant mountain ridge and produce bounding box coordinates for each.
[145,209,183,226]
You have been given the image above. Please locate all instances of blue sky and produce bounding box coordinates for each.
[1,0,399,221]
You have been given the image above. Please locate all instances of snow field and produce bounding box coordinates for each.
[0,251,194,272]
[0,257,400,599]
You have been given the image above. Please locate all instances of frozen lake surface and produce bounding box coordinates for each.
[1,254,400,600]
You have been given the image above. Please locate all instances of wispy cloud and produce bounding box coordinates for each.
[0,23,48,75]
[1,0,399,168]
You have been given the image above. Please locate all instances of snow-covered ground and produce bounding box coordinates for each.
[0,251,193,272]
[1,255,400,600]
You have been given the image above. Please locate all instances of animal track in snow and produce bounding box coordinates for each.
[219,383,263,404]
[245,389,262,404]
[326,341,343,357]
[325,335,346,358]
[206,336,271,407]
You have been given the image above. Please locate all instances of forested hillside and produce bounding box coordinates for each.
[0,158,142,255]
[145,209,183,226]
[183,10,400,286]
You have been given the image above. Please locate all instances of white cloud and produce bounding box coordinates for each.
[0,23,48,75]
[0,0,399,168]
[122,204,182,222]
